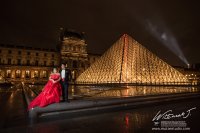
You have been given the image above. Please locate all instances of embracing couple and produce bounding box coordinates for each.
[28,63,72,110]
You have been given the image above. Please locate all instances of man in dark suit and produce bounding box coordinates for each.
[60,63,72,102]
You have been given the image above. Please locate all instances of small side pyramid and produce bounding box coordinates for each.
[76,34,190,85]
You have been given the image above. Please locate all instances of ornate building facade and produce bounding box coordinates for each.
[59,29,89,80]
[0,29,100,84]
[0,44,60,83]
[0,31,196,85]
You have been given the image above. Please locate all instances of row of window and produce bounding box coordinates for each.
[6,70,47,78]
[0,58,89,69]
[63,45,86,52]
[0,49,55,57]
[66,60,86,68]
[0,58,55,66]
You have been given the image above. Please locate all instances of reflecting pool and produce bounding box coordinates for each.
[28,84,200,100]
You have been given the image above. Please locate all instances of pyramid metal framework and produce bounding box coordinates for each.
[76,34,190,85]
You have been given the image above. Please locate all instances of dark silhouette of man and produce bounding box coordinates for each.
[60,63,72,102]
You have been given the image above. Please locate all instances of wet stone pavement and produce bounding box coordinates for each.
[0,84,200,133]
[1,97,200,133]
[0,84,29,129]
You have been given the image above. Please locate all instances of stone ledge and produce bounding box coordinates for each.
[23,89,200,124]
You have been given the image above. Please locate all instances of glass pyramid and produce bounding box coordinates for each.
[76,34,190,85]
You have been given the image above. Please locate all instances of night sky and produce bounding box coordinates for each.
[0,0,199,66]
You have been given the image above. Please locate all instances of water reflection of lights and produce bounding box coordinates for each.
[10,93,14,98]
[125,114,130,131]
[71,85,75,96]
[30,85,200,100]
[74,86,200,99]
[8,92,14,104]
[115,111,153,132]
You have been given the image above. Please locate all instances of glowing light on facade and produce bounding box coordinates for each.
[34,71,39,78]
[16,70,21,78]
[76,34,190,85]
[25,70,30,78]
[6,70,11,78]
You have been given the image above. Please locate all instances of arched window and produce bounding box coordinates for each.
[6,70,11,78]
[16,70,21,78]
[25,70,30,78]
[34,71,39,78]
[42,71,47,78]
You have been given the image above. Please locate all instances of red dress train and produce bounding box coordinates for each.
[28,74,62,110]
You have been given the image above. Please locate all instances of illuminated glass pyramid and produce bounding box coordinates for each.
[76,34,189,85]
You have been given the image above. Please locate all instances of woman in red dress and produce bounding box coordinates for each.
[28,68,62,110]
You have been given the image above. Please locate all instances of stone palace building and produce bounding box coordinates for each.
[0,29,100,84]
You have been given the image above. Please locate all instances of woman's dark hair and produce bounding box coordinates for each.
[53,67,57,71]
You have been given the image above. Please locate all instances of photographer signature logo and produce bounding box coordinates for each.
[152,107,196,121]
[154,121,159,126]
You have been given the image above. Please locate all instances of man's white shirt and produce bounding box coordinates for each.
[61,69,65,79]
